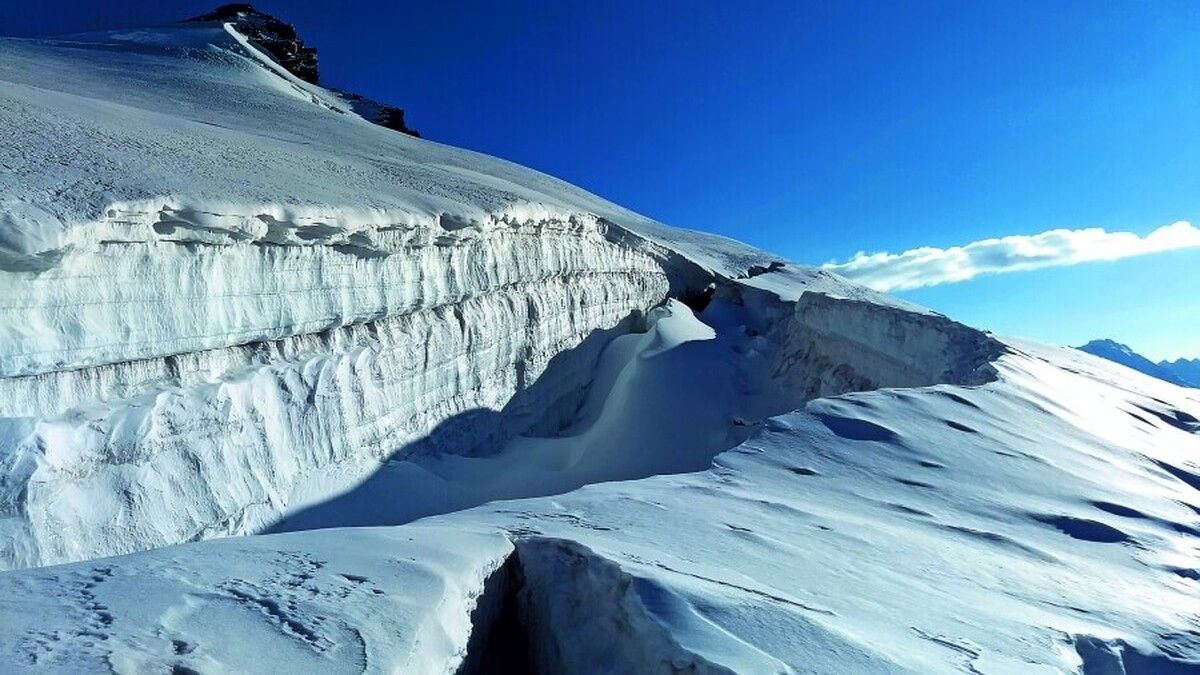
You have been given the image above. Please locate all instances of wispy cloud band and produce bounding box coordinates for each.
[823,221,1200,292]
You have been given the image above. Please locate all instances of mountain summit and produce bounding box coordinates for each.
[187,4,320,83]
[1077,339,1198,387]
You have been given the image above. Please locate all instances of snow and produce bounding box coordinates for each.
[0,21,770,282]
[2,8,1200,675]
[0,17,870,570]
[0,523,514,673]
[3,304,1198,672]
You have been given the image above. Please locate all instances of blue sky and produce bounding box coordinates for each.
[6,1,1199,359]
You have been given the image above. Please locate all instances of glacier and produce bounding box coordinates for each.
[1,6,1198,674]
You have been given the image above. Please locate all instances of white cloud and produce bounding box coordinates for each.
[823,221,1200,292]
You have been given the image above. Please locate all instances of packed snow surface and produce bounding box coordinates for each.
[2,9,1199,675]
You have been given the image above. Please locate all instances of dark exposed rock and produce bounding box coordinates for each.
[742,261,786,278]
[185,4,419,136]
[332,90,422,137]
[1077,339,1196,388]
[187,4,319,85]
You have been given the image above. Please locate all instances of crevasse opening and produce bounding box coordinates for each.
[0,222,1004,571]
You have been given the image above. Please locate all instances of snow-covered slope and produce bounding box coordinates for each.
[0,9,906,571]
[2,8,1199,674]
[2,303,1198,674]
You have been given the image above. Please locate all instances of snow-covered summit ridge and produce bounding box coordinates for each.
[185,4,320,84]
[0,8,774,275]
[1078,338,1139,358]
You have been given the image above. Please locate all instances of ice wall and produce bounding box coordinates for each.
[726,281,1006,411]
[0,216,670,569]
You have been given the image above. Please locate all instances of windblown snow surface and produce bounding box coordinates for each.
[1,11,1199,675]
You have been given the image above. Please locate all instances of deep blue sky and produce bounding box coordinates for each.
[6,1,1199,359]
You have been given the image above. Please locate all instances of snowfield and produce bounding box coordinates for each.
[1,7,1198,674]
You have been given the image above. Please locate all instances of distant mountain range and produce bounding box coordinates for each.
[1077,339,1199,388]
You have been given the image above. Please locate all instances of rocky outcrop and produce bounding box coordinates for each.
[188,4,319,84]
[334,90,421,137]
[186,4,419,136]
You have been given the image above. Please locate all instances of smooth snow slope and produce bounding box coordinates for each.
[2,8,1199,675]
